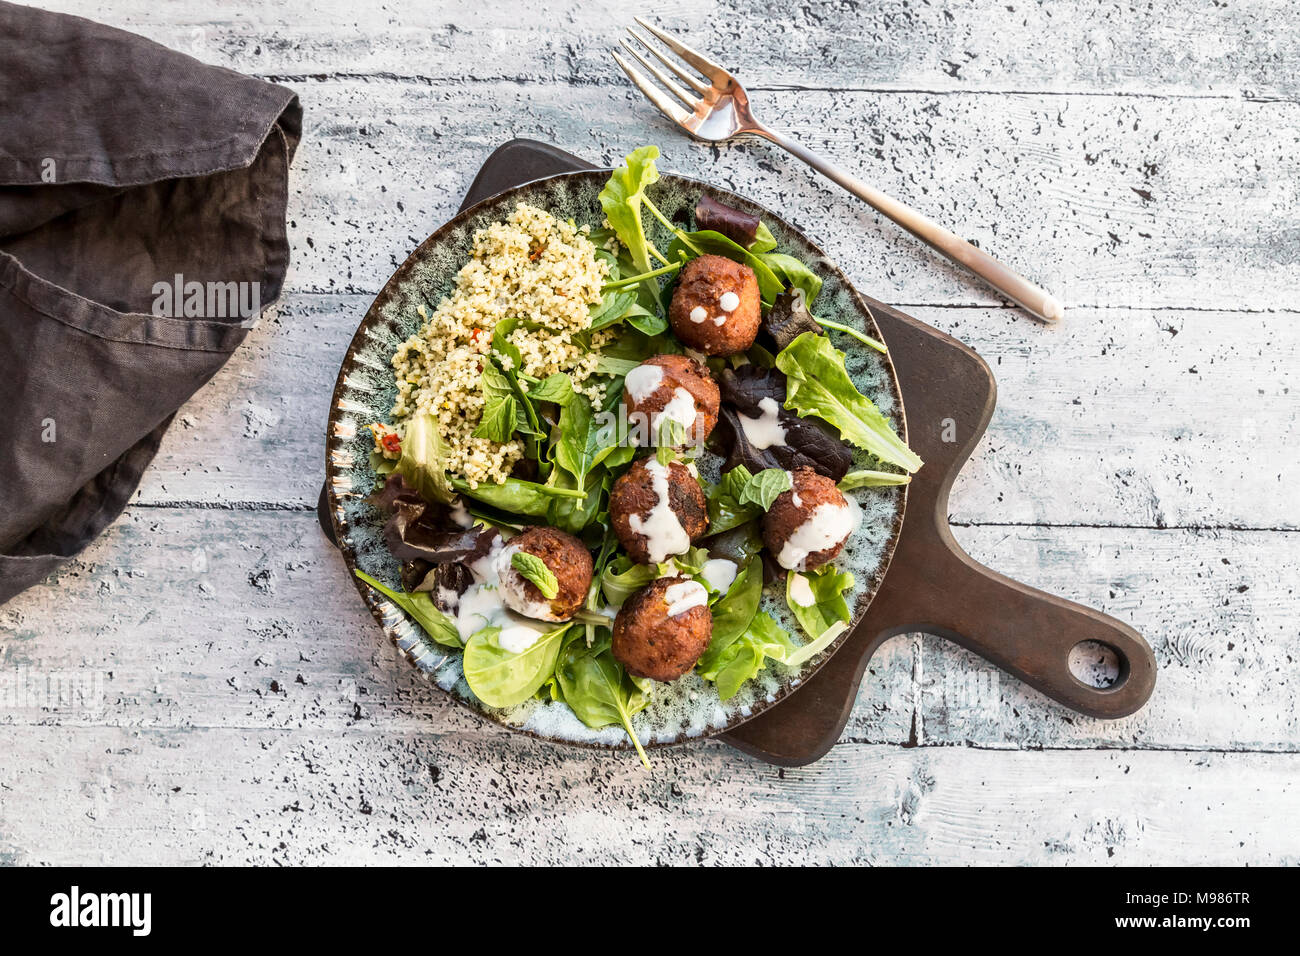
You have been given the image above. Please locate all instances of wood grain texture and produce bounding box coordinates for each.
[2,0,1298,865]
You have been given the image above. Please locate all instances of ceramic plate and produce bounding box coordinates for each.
[325,169,908,749]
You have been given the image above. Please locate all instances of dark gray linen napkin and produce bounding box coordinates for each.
[0,2,301,604]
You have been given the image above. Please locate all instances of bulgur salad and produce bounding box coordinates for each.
[356,146,922,767]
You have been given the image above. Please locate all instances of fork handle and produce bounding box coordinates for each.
[753,125,1063,322]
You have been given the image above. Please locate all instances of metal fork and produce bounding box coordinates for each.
[613,18,1063,323]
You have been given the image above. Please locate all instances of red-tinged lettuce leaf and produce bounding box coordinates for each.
[695,194,760,248]
[763,289,824,352]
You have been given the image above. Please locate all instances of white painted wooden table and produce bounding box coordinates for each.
[2,0,1297,866]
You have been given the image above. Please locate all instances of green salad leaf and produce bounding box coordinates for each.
[472,361,519,443]
[601,558,663,607]
[450,476,585,517]
[512,552,559,599]
[599,145,666,274]
[354,570,462,648]
[698,612,797,700]
[838,469,911,490]
[527,372,575,404]
[553,633,653,770]
[756,252,823,306]
[775,332,923,473]
[749,221,777,254]
[706,464,759,534]
[698,555,763,671]
[462,622,573,709]
[394,413,454,504]
[786,566,854,644]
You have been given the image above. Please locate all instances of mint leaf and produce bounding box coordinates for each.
[512,551,559,599]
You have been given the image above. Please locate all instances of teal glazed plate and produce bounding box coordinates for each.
[325,170,909,750]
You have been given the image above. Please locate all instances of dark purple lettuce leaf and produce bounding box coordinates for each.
[371,474,499,565]
[764,289,823,352]
[716,366,852,481]
[695,194,760,248]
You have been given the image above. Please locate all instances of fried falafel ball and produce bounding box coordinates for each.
[761,467,861,571]
[622,353,720,447]
[494,526,593,622]
[669,254,762,356]
[609,457,709,565]
[612,576,713,682]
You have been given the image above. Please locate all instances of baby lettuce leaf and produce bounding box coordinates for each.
[698,612,797,701]
[394,413,454,504]
[554,633,653,770]
[694,194,760,248]
[838,469,911,490]
[462,622,573,709]
[599,145,666,275]
[786,566,855,644]
[601,557,662,607]
[775,332,923,473]
[756,252,823,306]
[749,220,778,254]
[527,372,575,404]
[354,570,462,649]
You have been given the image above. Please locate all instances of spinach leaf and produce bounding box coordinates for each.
[512,552,559,599]
[472,361,518,443]
[775,332,923,473]
[757,252,823,306]
[697,555,763,673]
[786,566,854,643]
[698,612,797,700]
[547,466,606,536]
[354,570,462,649]
[554,393,603,484]
[838,469,911,490]
[738,467,793,510]
[394,413,454,504]
[462,622,573,709]
[598,145,666,274]
[554,634,653,770]
[601,557,663,607]
[451,476,584,516]
[749,221,777,254]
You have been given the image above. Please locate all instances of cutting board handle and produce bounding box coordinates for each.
[880,520,1156,719]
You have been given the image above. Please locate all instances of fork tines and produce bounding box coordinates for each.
[613,17,733,127]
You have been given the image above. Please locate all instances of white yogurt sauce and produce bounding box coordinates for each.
[448,496,473,528]
[777,501,861,571]
[663,579,708,617]
[467,533,504,585]
[689,305,708,323]
[738,396,787,450]
[624,363,664,404]
[788,573,816,607]
[700,558,738,595]
[712,315,727,326]
[718,291,740,312]
[628,458,691,563]
[653,387,698,438]
[456,583,551,651]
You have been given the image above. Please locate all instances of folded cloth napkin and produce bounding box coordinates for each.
[0,2,301,604]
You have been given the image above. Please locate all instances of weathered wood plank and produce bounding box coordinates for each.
[3,510,1296,752]
[38,0,1300,97]
[0,727,1294,865]
[128,296,1300,533]
[260,81,1300,313]
[849,523,1300,750]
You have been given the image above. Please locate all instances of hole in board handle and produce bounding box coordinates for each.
[1068,640,1129,690]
